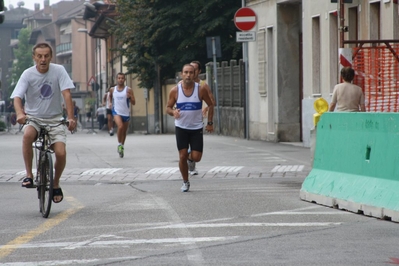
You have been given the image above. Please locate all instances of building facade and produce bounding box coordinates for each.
[0,5,32,101]
[246,0,399,147]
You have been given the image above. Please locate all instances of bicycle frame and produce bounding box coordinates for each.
[28,117,67,218]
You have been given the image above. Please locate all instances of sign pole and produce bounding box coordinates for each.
[241,0,250,139]
[144,88,149,134]
[212,37,221,134]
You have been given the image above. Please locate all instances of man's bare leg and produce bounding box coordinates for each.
[21,126,37,185]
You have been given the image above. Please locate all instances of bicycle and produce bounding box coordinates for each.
[24,117,69,218]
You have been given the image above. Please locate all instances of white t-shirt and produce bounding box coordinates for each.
[97,106,106,116]
[11,63,75,118]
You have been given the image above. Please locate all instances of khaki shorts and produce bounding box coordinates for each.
[24,115,67,144]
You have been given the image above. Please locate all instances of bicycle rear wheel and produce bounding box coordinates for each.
[39,152,53,218]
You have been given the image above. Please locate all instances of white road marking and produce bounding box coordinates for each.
[3,237,238,249]
[253,211,350,216]
[0,257,140,265]
[149,194,205,265]
[81,168,122,175]
[150,222,342,230]
[208,166,244,173]
[145,167,179,174]
[271,165,304,172]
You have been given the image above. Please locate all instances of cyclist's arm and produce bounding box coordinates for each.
[13,97,26,125]
[62,89,76,131]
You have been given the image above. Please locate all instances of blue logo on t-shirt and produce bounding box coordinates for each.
[40,83,53,99]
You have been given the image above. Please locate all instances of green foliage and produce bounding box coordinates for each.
[8,28,34,94]
[111,0,242,89]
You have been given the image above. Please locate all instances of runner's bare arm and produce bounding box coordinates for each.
[108,88,114,109]
[166,86,179,118]
[201,86,214,133]
[127,88,136,105]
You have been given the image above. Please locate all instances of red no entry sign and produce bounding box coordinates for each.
[234,7,256,31]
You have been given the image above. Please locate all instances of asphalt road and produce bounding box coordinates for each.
[0,129,398,266]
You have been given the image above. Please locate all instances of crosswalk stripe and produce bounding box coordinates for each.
[271,165,304,173]
[208,166,244,173]
[16,170,37,176]
[81,168,122,175]
[145,168,179,174]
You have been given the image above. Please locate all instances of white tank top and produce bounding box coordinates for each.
[175,82,203,130]
[112,86,130,116]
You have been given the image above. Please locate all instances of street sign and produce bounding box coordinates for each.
[87,76,96,86]
[206,36,222,58]
[234,7,256,31]
[236,31,256,42]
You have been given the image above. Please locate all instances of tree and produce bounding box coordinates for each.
[8,27,34,97]
[112,0,242,89]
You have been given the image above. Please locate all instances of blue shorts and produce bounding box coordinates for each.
[112,110,130,122]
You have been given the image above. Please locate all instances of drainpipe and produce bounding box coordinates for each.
[339,0,344,48]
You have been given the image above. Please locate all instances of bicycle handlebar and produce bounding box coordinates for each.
[24,117,70,128]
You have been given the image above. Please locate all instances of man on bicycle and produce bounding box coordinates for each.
[10,42,76,203]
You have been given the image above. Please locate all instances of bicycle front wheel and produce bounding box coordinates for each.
[39,152,53,218]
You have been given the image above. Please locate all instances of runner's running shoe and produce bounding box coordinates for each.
[188,160,198,175]
[181,181,190,192]
[118,145,124,158]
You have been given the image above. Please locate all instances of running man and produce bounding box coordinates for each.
[10,42,76,203]
[166,64,214,192]
[108,73,135,158]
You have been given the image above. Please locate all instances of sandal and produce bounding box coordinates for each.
[52,187,64,203]
[21,177,35,188]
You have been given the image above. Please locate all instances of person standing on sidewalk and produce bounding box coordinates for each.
[329,67,366,112]
[103,86,115,136]
[96,104,106,130]
[108,73,135,158]
[72,100,80,133]
[166,64,214,192]
[10,42,76,203]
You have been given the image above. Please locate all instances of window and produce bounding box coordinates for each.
[329,12,338,92]
[312,16,321,94]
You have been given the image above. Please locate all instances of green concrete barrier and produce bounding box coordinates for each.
[300,112,399,222]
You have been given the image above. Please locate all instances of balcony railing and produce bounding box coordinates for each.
[56,43,72,56]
